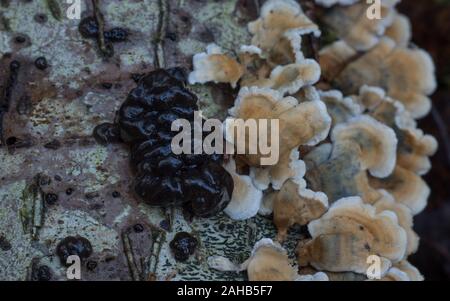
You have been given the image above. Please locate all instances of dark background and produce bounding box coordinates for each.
[398,0,450,281]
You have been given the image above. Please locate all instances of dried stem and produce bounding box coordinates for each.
[91,0,111,57]
[154,0,169,68]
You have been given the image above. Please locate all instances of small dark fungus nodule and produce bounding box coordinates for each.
[56,236,93,266]
[169,232,198,262]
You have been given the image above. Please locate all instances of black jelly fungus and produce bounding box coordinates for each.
[104,255,115,263]
[104,27,128,42]
[180,15,190,23]
[78,16,99,38]
[226,224,235,231]
[78,15,128,58]
[79,17,128,43]
[14,35,26,44]
[44,139,61,150]
[34,56,48,70]
[34,14,48,23]
[45,193,58,205]
[10,60,20,70]
[33,265,52,281]
[117,68,233,217]
[112,191,120,198]
[101,82,113,89]
[86,260,97,271]
[165,32,177,41]
[66,188,74,195]
[56,236,93,266]
[37,173,51,186]
[131,73,143,83]
[5,136,32,149]
[5,136,17,145]
[93,122,121,145]
[159,219,169,231]
[1,60,20,139]
[0,235,12,251]
[103,42,115,58]
[169,232,198,262]
[133,223,144,233]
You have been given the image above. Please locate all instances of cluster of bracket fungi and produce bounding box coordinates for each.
[188,0,437,281]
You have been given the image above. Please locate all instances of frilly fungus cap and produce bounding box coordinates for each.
[208,238,329,281]
[227,86,331,190]
[222,158,263,220]
[248,0,320,62]
[189,44,244,88]
[297,196,407,275]
[304,115,397,204]
[319,0,400,51]
[335,38,437,118]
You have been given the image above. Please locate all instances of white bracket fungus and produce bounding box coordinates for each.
[358,86,438,175]
[264,60,321,95]
[331,114,397,178]
[384,261,424,281]
[379,261,424,281]
[297,196,407,275]
[249,149,306,191]
[272,179,328,241]
[227,86,331,193]
[319,40,357,82]
[208,238,329,281]
[319,89,363,125]
[223,158,263,220]
[188,44,244,88]
[248,0,320,64]
[320,0,400,51]
[374,191,419,256]
[335,38,437,118]
[369,166,430,215]
[305,115,397,204]
[385,13,412,48]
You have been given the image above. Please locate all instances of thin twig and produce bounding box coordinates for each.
[0,60,20,146]
[121,230,142,281]
[154,0,168,68]
[164,206,174,232]
[91,0,110,57]
[148,231,166,275]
